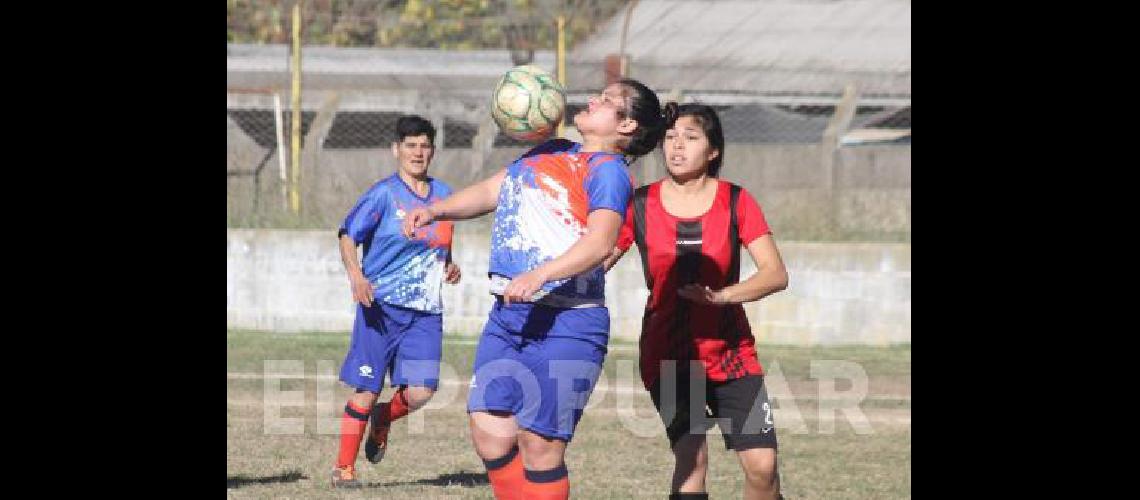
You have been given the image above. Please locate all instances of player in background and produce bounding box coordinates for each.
[331,115,462,488]
[403,79,669,500]
[603,104,789,500]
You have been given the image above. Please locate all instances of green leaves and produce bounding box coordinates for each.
[225,0,627,49]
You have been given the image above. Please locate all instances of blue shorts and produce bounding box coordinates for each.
[339,302,443,392]
[467,299,609,442]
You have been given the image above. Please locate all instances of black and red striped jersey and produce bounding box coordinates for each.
[617,179,772,387]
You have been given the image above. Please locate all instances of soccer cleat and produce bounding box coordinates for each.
[364,402,391,464]
[331,464,362,488]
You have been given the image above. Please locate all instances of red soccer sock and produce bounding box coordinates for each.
[378,387,411,424]
[482,445,525,500]
[335,401,371,468]
[522,465,569,500]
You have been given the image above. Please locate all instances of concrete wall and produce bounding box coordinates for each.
[227,229,910,345]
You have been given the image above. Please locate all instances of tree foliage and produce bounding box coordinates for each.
[227,0,628,50]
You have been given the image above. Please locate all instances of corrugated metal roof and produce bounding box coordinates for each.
[568,0,910,98]
[227,44,557,93]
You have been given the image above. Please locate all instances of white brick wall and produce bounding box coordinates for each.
[227,230,910,345]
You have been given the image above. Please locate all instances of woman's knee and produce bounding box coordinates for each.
[518,431,566,470]
[349,390,379,409]
[739,449,778,487]
[403,386,435,409]
[469,411,517,459]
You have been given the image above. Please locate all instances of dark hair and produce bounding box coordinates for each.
[663,103,725,177]
[617,78,669,157]
[395,115,436,144]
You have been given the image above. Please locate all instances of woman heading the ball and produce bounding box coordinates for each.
[403,78,669,499]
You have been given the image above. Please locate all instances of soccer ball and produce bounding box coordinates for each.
[491,65,566,142]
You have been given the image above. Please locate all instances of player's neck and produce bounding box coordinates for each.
[577,136,620,154]
[397,170,430,197]
[665,173,713,195]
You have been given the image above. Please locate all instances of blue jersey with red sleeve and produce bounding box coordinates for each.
[340,174,454,314]
[488,139,633,307]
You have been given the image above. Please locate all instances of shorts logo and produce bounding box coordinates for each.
[395,209,406,220]
[761,401,773,432]
[468,376,477,389]
[359,365,374,378]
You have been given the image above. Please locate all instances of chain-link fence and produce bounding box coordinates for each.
[227,0,911,241]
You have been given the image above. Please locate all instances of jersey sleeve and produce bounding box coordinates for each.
[616,202,635,252]
[736,188,772,246]
[339,183,388,244]
[584,156,633,219]
[431,179,455,251]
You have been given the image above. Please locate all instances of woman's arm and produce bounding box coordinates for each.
[677,234,788,305]
[603,199,636,271]
[500,209,624,303]
[402,168,506,237]
[602,246,628,272]
[338,234,374,306]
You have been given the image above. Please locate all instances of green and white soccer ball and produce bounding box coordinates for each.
[491,65,566,142]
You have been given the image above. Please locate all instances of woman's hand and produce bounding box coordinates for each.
[445,261,462,284]
[349,274,375,307]
[677,283,729,305]
[501,269,550,304]
[402,207,436,238]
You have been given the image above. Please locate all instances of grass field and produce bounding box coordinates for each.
[227,330,910,499]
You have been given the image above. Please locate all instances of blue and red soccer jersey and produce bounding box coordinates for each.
[617,179,772,388]
[468,139,632,441]
[340,173,454,314]
[487,139,633,307]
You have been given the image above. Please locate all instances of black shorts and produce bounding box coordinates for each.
[648,371,777,451]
